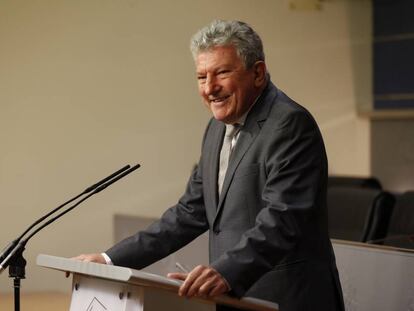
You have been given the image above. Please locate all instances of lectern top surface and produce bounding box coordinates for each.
[36,254,180,287]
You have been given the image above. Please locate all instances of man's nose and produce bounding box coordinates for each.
[204,77,220,95]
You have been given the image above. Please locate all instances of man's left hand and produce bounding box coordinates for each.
[167,265,230,297]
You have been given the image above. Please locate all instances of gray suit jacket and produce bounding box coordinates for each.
[107,82,345,311]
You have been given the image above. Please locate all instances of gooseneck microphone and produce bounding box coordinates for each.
[0,163,140,274]
[0,164,131,265]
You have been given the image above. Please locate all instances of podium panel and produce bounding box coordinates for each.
[70,274,142,311]
[70,273,213,311]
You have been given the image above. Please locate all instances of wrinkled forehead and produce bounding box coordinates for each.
[195,45,244,71]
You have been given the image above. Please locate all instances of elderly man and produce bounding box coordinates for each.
[75,20,345,311]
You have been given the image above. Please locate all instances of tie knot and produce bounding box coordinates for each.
[225,124,240,138]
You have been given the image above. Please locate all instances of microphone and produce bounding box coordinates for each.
[0,164,131,264]
[0,164,139,274]
[18,163,141,245]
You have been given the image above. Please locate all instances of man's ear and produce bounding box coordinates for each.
[253,61,267,87]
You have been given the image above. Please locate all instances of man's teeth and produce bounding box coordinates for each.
[212,97,228,102]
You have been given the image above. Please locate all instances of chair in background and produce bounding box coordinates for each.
[376,191,414,249]
[327,187,395,242]
[328,175,382,190]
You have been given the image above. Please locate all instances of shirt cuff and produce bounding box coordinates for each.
[101,253,113,265]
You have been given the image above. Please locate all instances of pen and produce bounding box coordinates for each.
[175,262,189,273]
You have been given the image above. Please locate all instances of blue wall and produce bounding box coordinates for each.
[374,0,414,109]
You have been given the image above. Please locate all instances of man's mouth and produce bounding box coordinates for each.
[209,95,230,105]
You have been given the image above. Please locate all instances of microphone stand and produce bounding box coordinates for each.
[0,164,140,311]
[8,246,25,311]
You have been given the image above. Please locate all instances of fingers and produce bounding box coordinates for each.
[167,272,187,281]
[209,281,228,296]
[197,277,217,296]
[179,265,203,296]
[177,265,229,298]
[185,266,214,297]
[71,253,106,264]
[64,253,104,279]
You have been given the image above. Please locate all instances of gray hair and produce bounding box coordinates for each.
[190,20,265,69]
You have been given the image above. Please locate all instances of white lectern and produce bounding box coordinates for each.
[37,254,278,311]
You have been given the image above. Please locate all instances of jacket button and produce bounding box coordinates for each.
[213,229,221,235]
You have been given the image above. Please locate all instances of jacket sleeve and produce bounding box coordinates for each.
[105,120,215,269]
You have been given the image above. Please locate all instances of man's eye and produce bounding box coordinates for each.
[197,76,206,82]
[217,70,231,78]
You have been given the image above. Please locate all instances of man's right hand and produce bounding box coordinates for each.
[71,253,106,264]
[65,253,106,278]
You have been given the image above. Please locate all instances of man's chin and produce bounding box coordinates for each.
[209,106,235,124]
[212,114,233,124]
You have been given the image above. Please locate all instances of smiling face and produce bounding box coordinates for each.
[195,45,266,124]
